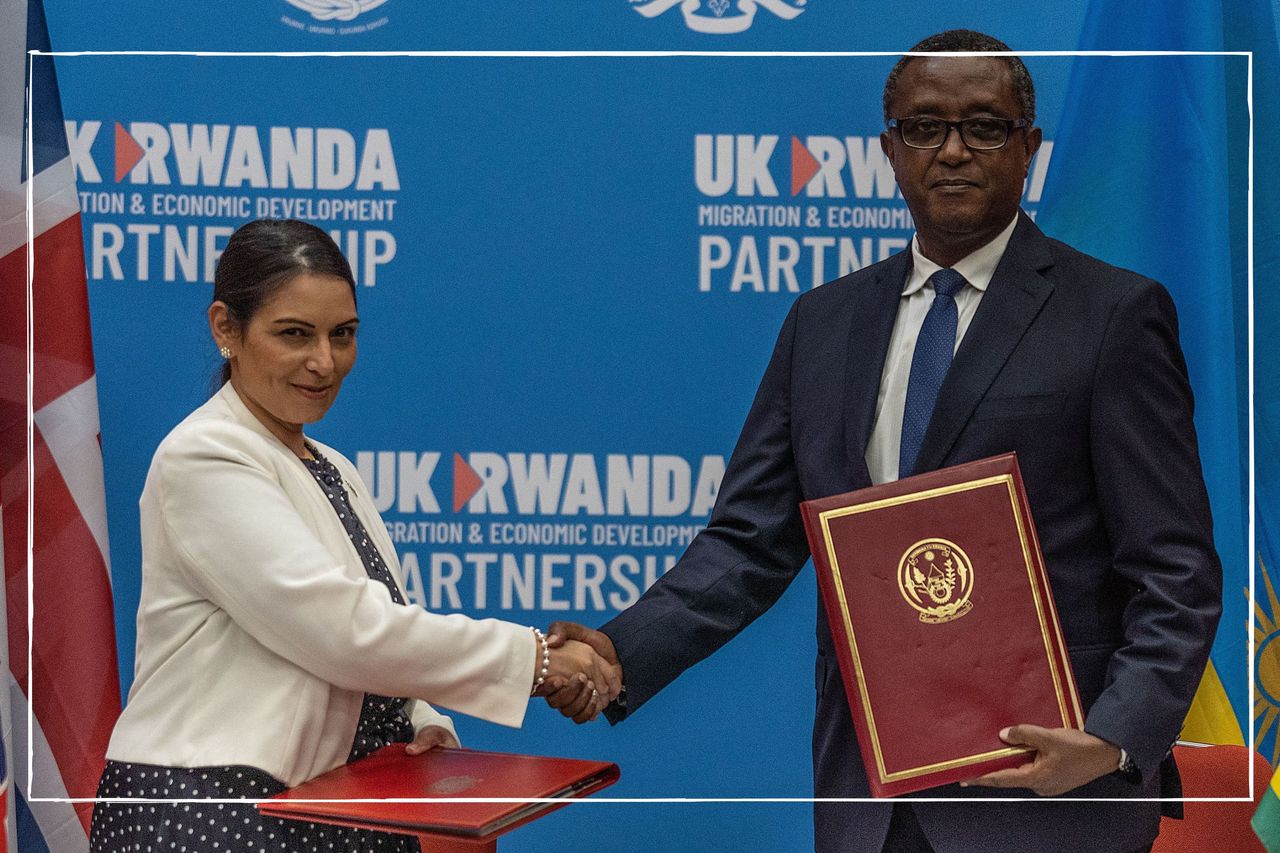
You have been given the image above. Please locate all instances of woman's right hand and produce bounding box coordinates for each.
[535,638,620,721]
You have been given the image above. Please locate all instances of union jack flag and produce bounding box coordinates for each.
[0,1,123,850]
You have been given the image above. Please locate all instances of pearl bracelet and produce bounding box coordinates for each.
[530,627,550,695]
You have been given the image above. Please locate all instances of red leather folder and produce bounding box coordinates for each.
[258,745,618,840]
[800,452,1083,797]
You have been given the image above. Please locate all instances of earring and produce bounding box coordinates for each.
[219,346,232,359]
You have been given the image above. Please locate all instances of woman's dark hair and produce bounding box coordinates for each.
[212,219,356,387]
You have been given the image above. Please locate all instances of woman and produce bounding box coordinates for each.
[90,219,616,852]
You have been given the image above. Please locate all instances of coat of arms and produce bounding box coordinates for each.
[629,0,806,34]
[897,538,974,624]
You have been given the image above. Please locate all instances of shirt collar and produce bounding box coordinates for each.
[903,213,1020,296]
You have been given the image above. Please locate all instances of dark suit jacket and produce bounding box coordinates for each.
[601,213,1222,853]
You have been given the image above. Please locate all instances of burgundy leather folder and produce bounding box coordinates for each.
[800,452,1083,797]
[259,745,618,839]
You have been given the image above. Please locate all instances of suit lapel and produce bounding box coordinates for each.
[911,214,1056,475]
[843,251,910,481]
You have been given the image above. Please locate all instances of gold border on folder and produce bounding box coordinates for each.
[817,474,1084,785]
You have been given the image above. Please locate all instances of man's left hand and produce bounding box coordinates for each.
[963,725,1122,797]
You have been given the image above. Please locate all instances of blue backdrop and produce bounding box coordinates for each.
[36,1,1258,850]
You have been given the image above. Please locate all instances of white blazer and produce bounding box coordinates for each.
[106,384,535,787]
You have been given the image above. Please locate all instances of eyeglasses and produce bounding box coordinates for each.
[887,116,1030,150]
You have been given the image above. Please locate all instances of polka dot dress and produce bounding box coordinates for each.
[303,450,416,763]
[90,448,421,852]
[91,761,420,852]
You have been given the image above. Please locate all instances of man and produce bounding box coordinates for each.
[548,29,1221,853]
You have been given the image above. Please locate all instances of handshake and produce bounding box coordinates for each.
[531,622,622,724]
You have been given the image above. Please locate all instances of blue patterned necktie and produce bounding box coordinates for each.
[898,268,968,479]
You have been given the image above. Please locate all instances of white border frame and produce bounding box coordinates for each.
[24,48,1254,807]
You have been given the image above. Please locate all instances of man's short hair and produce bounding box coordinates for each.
[882,29,1036,125]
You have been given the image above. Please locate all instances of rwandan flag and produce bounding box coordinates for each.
[1045,0,1280,847]
[1259,772,1280,853]
[1037,0,1249,747]
[1244,0,1280,840]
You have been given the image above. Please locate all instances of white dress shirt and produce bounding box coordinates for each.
[864,214,1020,485]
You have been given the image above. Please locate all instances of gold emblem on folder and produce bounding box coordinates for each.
[898,538,974,624]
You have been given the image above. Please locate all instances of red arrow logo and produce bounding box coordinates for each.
[790,136,820,196]
[114,122,144,182]
[452,453,483,512]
